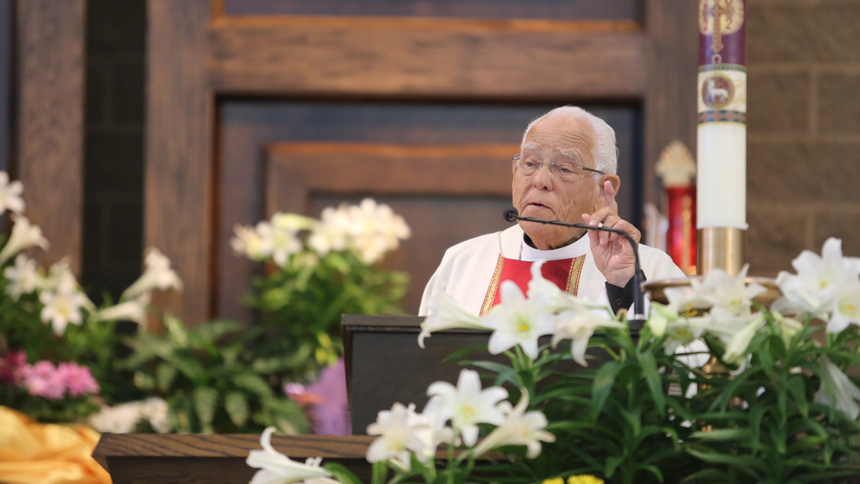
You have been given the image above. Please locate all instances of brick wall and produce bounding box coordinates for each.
[746,0,860,275]
[82,0,145,302]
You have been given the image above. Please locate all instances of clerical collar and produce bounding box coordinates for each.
[520,232,591,262]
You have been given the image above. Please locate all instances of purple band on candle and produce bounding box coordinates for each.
[698,0,746,66]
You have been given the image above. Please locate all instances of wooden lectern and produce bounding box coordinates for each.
[93,434,375,484]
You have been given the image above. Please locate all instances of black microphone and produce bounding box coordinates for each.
[503,207,647,323]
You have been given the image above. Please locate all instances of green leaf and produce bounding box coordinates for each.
[679,469,732,483]
[638,350,665,417]
[604,455,623,478]
[686,447,766,477]
[156,363,178,392]
[163,314,190,347]
[224,391,249,426]
[194,320,241,341]
[787,434,829,454]
[324,463,363,484]
[748,402,767,455]
[589,361,622,420]
[167,355,209,385]
[193,387,218,430]
[470,361,519,386]
[690,428,752,441]
[636,463,664,483]
[371,461,388,484]
[442,344,489,363]
[133,370,157,391]
[233,374,273,397]
[252,356,295,373]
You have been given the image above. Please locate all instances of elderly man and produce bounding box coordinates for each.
[419,106,684,316]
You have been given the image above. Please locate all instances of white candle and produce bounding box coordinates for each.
[696,67,748,229]
[697,123,747,229]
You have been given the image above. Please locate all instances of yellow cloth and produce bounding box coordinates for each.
[0,406,111,484]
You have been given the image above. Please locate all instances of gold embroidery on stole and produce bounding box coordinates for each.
[479,255,505,316]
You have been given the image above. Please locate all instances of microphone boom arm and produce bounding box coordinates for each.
[508,212,647,322]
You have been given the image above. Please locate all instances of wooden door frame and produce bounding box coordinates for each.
[13,0,86,273]
[146,0,698,326]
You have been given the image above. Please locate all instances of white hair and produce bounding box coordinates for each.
[520,106,618,175]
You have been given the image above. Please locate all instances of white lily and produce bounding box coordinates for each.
[247,427,333,484]
[257,221,302,268]
[0,215,49,264]
[93,292,150,325]
[664,276,712,317]
[0,171,24,215]
[771,311,804,348]
[703,265,765,322]
[525,261,608,314]
[776,238,857,317]
[408,396,456,463]
[272,213,314,231]
[646,304,712,366]
[484,281,555,360]
[825,281,860,333]
[308,207,351,256]
[419,291,491,348]
[646,302,676,339]
[525,260,566,310]
[366,402,428,470]
[551,307,622,367]
[471,390,555,459]
[3,254,44,300]
[815,357,860,420]
[44,259,84,293]
[722,315,765,365]
[349,199,411,264]
[426,368,508,447]
[39,282,92,336]
[231,223,272,261]
[122,248,183,300]
[664,319,707,356]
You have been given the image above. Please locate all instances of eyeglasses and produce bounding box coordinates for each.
[513,154,604,182]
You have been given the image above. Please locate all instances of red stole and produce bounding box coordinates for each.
[479,255,586,316]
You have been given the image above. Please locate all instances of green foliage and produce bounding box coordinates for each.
[682,313,860,483]
[122,315,309,434]
[442,315,860,484]
[245,250,408,383]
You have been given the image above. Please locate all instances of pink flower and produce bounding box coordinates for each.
[57,362,99,397]
[18,361,65,399]
[15,360,99,399]
[0,351,27,384]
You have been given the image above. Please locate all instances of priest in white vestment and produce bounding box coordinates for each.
[419,106,685,316]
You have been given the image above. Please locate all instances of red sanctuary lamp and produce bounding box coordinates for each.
[655,141,697,275]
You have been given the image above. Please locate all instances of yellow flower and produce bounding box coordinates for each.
[568,476,604,484]
[540,478,564,484]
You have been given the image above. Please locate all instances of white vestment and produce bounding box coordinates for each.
[419,225,685,316]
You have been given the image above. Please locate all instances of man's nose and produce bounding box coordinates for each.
[532,162,554,189]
